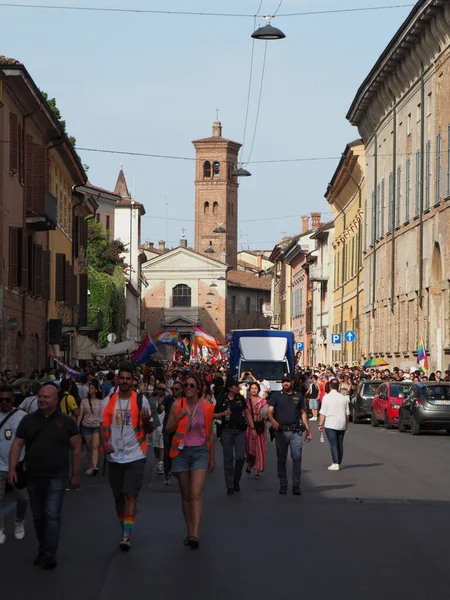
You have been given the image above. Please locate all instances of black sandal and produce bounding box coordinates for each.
[183,536,190,546]
[188,536,200,549]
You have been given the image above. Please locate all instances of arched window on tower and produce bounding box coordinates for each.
[203,161,211,178]
[213,161,220,177]
[213,202,218,215]
[204,201,210,214]
[173,284,191,308]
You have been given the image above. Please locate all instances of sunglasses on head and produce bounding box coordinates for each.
[184,383,197,389]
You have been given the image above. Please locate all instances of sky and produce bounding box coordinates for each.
[1,0,415,251]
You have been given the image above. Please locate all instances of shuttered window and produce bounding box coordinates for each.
[34,244,43,297]
[20,231,29,291]
[18,123,24,184]
[72,215,79,260]
[79,273,88,325]
[425,140,431,210]
[388,173,394,232]
[9,227,19,286]
[25,135,34,211]
[42,249,50,300]
[415,150,420,216]
[55,253,66,301]
[435,132,441,204]
[380,179,385,236]
[405,159,411,221]
[9,113,18,173]
[396,166,401,227]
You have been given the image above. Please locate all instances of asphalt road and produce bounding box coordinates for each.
[3,421,450,599]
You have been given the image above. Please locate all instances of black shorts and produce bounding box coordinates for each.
[107,459,146,497]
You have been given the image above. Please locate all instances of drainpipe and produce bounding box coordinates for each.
[342,155,362,361]
[419,63,425,310]
[329,190,346,364]
[391,100,397,313]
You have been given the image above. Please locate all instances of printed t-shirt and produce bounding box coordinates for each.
[0,409,26,471]
[101,394,150,464]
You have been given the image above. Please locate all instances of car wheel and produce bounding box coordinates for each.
[371,411,379,427]
[398,413,407,432]
[384,412,393,430]
[352,408,359,424]
[411,415,421,436]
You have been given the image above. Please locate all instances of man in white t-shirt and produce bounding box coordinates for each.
[318,379,349,471]
[257,373,271,399]
[100,363,152,552]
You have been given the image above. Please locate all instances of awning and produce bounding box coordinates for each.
[93,339,139,357]
[75,334,100,360]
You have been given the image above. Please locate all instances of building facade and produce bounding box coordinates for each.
[325,140,365,365]
[113,168,145,342]
[0,56,94,372]
[347,0,450,370]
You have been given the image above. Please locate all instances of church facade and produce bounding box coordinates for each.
[141,121,271,343]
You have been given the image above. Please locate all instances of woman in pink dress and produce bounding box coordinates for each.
[245,382,268,479]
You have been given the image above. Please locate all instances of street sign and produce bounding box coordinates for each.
[331,333,342,351]
[295,342,304,351]
[344,330,356,343]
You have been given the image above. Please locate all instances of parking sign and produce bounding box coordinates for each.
[295,342,304,352]
[331,333,342,351]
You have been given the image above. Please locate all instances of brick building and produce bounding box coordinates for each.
[347,0,450,370]
[0,56,95,373]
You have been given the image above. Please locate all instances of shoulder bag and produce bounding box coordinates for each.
[249,400,265,434]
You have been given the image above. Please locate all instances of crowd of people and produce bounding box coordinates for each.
[0,357,444,569]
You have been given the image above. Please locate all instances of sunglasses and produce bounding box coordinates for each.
[0,398,12,403]
[173,387,183,391]
[157,387,166,392]
[184,383,197,389]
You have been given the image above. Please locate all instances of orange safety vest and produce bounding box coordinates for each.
[170,398,214,459]
[102,390,148,455]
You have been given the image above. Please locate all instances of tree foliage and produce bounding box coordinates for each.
[87,220,127,276]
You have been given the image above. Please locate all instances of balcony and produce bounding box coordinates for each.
[309,264,329,282]
[25,192,57,231]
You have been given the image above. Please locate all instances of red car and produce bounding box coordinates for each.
[371,382,413,429]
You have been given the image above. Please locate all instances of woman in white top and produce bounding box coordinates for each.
[318,379,350,471]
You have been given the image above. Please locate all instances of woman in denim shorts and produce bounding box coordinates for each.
[77,381,103,475]
[166,374,215,549]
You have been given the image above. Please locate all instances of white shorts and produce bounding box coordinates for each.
[151,428,164,449]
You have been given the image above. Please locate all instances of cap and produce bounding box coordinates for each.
[281,374,294,382]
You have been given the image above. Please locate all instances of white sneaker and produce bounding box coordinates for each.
[153,462,164,475]
[0,530,5,545]
[310,417,317,421]
[328,463,340,471]
[14,520,25,541]
[85,468,94,475]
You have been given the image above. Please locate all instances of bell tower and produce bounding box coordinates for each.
[192,121,241,268]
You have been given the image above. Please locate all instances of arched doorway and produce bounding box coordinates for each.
[430,243,443,371]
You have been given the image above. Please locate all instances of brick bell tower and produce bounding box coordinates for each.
[192,121,241,269]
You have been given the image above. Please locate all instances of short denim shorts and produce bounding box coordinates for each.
[171,445,209,473]
[81,425,100,436]
[309,399,319,410]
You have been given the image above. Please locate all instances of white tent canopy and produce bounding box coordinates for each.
[93,339,138,357]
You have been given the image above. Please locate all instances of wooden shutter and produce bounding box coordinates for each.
[55,253,66,301]
[9,113,18,173]
[72,270,78,306]
[20,230,28,290]
[9,227,19,286]
[34,244,43,297]
[32,142,39,213]
[80,217,88,249]
[42,249,50,300]
[35,146,47,214]
[18,124,24,183]
[25,135,34,211]
[72,214,79,260]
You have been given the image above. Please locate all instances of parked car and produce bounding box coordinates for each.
[371,382,413,428]
[398,383,450,435]
[350,380,383,423]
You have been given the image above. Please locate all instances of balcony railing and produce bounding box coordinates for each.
[309,264,329,282]
[25,192,58,231]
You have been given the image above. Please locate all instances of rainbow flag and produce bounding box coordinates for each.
[417,337,429,372]
[154,329,184,349]
[132,335,158,363]
[48,354,80,378]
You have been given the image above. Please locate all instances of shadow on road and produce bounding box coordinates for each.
[340,462,384,469]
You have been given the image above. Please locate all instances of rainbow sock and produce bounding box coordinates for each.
[123,515,135,536]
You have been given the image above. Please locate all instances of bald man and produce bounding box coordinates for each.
[9,383,81,570]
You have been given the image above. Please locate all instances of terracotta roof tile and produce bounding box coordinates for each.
[86,181,120,199]
[227,269,272,291]
[0,55,22,65]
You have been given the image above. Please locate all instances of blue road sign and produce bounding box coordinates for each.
[344,330,356,343]
[331,334,341,345]
[295,342,304,351]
